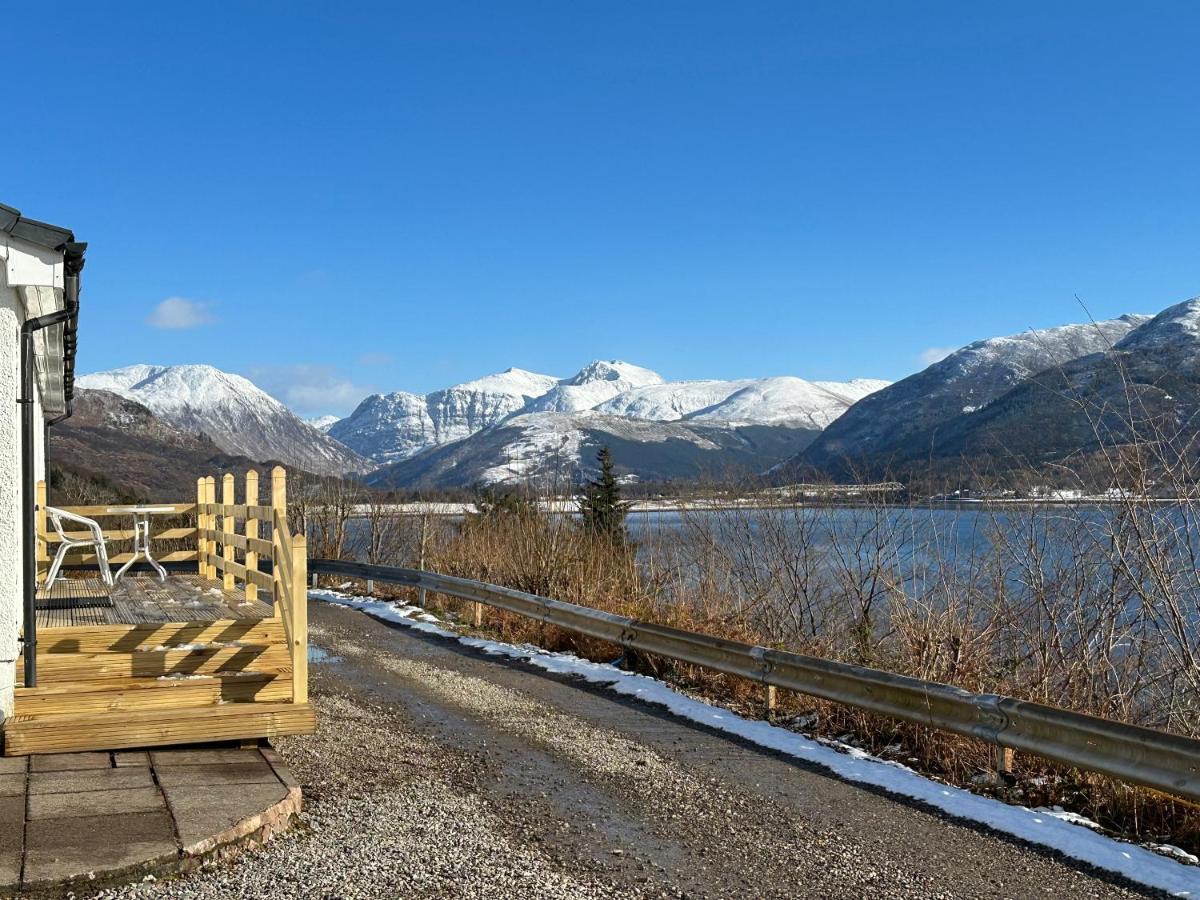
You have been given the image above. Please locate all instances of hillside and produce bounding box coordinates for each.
[790,314,1149,479]
[77,364,368,477]
[48,389,273,498]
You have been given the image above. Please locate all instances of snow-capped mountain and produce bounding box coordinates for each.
[596,377,890,428]
[909,297,1200,471]
[307,415,341,432]
[368,411,823,489]
[793,313,1150,478]
[77,364,368,476]
[51,388,271,497]
[522,361,665,414]
[329,368,560,464]
[349,361,891,487]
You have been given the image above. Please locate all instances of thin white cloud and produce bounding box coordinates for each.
[147,296,214,330]
[919,346,956,366]
[246,364,370,418]
[357,351,395,367]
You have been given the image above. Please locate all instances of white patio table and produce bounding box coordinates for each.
[106,505,179,583]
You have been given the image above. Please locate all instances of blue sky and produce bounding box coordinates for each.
[5,2,1200,416]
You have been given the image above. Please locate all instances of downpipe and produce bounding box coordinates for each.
[19,283,79,688]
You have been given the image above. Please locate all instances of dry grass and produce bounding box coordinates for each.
[331,496,1200,856]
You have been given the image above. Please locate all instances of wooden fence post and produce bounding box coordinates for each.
[205,476,218,580]
[35,479,48,579]
[245,470,259,603]
[196,477,206,576]
[222,473,236,591]
[291,534,308,705]
[271,467,287,607]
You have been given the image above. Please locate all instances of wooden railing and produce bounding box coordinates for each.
[36,466,308,703]
[196,467,308,704]
[35,482,198,570]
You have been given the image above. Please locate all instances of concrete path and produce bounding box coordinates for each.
[104,600,1168,899]
[0,746,299,895]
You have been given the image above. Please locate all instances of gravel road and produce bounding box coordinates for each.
[94,600,1165,899]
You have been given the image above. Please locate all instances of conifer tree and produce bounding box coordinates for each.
[578,446,631,542]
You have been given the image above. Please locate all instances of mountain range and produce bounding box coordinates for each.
[333,361,888,487]
[68,296,1200,494]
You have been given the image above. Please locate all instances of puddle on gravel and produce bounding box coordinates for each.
[308,645,344,664]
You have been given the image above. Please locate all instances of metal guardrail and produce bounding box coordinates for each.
[310,558,1200,803]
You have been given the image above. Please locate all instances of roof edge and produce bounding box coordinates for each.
[0,201,76,250]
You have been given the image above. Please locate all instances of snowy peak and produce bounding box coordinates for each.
[77,364,367,476]
[691,377,878,428]
[933,315,1151,384]
[307,415,341,432]
[1114,300,1200,354]
[524,360,666,414]
[595,376,889,428]
[81,364,288,416]
[329,368,560,464]
[565,360,664,387]
[449,367,560,397]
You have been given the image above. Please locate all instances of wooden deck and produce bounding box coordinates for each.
[4,469,314,757]
[34,574,274,628]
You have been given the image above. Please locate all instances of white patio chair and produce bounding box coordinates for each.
[43,506,115,592]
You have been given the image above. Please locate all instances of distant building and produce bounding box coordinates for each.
[0,203,84,721]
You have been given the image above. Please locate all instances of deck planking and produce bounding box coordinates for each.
[33,574,274,628]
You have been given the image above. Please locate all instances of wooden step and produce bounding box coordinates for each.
[14,671,290,718]
[35,618,284,654]
[2,702,316,756]
[18,644,292,686]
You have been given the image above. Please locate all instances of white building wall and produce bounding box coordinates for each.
[0,279,22,721]
[0,235,63,723]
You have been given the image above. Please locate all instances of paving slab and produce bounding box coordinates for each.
[155,759,277,788]
[163,781,289,847]
[260,747,299,789]
[28,785,165,820]
[5,743,301,892]
[0,795,24,888]
[30,751,111,772]
[0,773,25,797]
[30,766,154,795]
[151,747,262,766]
[23,810,177,885]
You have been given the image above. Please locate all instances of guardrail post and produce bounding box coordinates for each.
[764,685,777,721]
[245,470,259,603]
[222,473,236,591]
[366,578,374,595]
[472,600,483,628]
[991,744,1015,784]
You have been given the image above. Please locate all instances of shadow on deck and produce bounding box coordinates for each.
[34,573,274,628]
